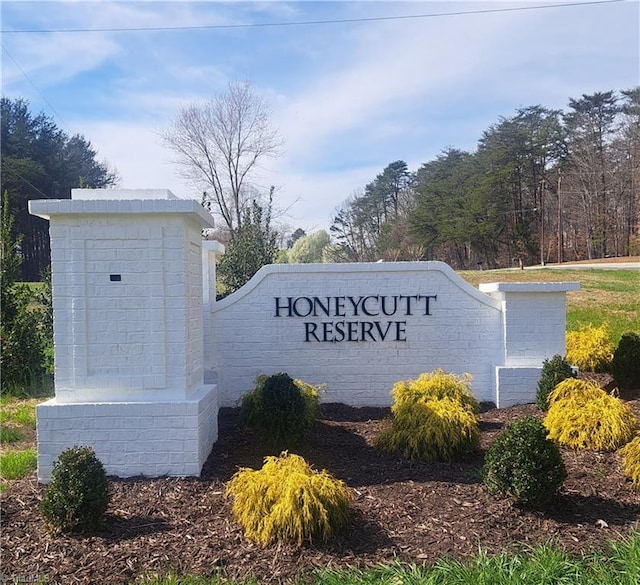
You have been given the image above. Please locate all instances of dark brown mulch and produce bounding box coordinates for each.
[2,382,640,584]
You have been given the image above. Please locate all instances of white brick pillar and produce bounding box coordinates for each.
[202,240,225,384]
[29,189,219,481]
[479,282,580,407]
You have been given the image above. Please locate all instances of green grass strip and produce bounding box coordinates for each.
[0,448,37,480]
[136,533,640,584]
[0,402,37,427]
[0,426,25,444]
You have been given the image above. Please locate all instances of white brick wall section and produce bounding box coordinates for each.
[495,367,542,408]
[28,198,215,404]
[36,385,217,482]
[208,263,578,408]
[210,262,505,406]
[479,282,580,367]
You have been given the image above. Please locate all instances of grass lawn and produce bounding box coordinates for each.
[0,396,41,492]
[460,268,640,343]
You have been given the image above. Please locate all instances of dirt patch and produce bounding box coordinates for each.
[2,384,640,584]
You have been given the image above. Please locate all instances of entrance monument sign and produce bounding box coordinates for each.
[30,189,578,481]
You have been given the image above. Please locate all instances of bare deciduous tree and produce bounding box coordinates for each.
[162,81,282,239]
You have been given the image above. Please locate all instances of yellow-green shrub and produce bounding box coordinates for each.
[226,452,351,546]
[544,381,638,451]
[391,369,479,414]
[619,435,640,489]
[546,378,604,407]
[376,397,480,462]
[566,324,614,372]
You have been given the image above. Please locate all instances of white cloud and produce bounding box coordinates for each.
[272,7,529,166]
[76,118,194,197]
[1,1,229,92]
[273,1,639,168]
[4,0,638,236]
[2,32,120,89]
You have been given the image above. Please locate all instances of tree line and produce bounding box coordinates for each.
[0,98,117,281]
[329,89,640,269]
[3,87,638,286]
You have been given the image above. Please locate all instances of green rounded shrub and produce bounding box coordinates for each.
[611,332,640,389]
[240,373,320,450]
[40,446,110,533]
[226,452,351,546]
[536,355,577,410]
[483,416,566,507]
[376,397,480,462]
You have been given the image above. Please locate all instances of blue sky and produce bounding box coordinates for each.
[2,0,639,233]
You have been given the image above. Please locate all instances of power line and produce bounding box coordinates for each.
[0,0,627,34]
[4,167,52,199]
[1,43,74,136]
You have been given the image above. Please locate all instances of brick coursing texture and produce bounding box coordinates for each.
[29,190,578,480]
[30,192,218,482]
[208,263,576,409]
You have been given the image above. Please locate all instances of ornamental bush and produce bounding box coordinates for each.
[483,416,566,507]
[544,380,638,451]
[376,397,480,462]
[536,355,577,410]
[565,324,614,372]
[545,378,604,407]
[1,193,52,394]
[226,452,351,546]
[611,332,640,389]
[240,373,320,451]
[619,435,640,489]
[391,369,479,414]
[40,446,110,533]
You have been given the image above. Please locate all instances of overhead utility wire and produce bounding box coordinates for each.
[5,167,52,200]
[1,43,73,135]
[0,0,626,34]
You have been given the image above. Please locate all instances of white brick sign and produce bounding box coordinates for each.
[30,189,578,481]
[208,263,578,408]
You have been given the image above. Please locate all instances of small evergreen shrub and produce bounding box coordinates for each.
[611,332,640,389]
[40,446,110,533]
[376,397,480,462]
[544,381,638,451]
[566,324,614,372]
[536,355,577,410]
[619,435,640,489]
[240,373,320,450]
[226,452,351,546]
[391,369,479,414]
[483,416,566,507]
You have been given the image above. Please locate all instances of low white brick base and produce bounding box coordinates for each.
[494,367,542,408]
[36,385,218,482]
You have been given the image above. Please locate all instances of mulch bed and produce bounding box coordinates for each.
[2,377,640,584]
